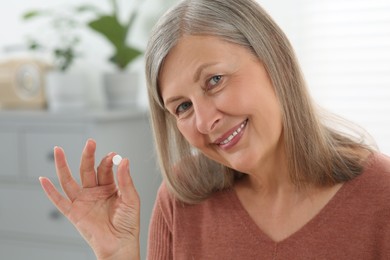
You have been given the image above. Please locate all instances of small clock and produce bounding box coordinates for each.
[0,59,47,109]
[15,62,42,100]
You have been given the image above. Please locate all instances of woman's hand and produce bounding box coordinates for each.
[39,139,140,260]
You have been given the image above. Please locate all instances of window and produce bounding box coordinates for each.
[261,0,390,153]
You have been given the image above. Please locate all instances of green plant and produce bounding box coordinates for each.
[77,0,143,70]
[22,8,82,72]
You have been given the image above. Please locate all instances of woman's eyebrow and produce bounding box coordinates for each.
[193,62,219,82]
[164,62,219,106]
[164,95,183,107]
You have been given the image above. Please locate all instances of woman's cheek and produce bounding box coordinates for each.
[177,119,200,146]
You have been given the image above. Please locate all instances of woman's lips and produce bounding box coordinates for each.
[213,119,248,149]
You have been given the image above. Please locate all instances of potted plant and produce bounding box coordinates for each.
[77,0,143,108]
[22,7,88,111]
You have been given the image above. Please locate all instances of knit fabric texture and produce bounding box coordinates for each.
[147,153,390,259]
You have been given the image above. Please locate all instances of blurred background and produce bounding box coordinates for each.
[0,0,389,151]
[0,0,389,259]
[0,0,178,109]
[263,0,390,154]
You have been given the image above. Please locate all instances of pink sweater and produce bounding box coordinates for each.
[147,153,390,259]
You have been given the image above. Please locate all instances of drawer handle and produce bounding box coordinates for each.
[49,209,63,220]
[47,151,55,162]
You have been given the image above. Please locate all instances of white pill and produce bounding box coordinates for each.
[112,154,122,166]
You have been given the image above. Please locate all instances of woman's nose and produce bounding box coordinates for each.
[193,98,221,134]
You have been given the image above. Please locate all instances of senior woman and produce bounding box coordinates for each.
[39,0,390,259]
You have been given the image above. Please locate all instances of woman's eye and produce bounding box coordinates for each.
[208,75,222,87]
[175,101,192,115]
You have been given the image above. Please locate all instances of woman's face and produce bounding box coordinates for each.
[160,35,284,174]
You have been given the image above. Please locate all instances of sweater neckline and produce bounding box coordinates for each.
[225,156,374,245]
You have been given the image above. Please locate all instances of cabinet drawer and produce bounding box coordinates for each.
[0,239,94,260]
[0,186,83,241]
[0,131,19,177]
[24,131,85,181]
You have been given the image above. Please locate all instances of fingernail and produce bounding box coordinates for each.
[53,146,61,153]
[106,152,115,157]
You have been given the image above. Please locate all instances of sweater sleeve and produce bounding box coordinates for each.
[146,183,173,260]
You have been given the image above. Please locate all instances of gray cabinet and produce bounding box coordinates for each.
[0,109,161,260]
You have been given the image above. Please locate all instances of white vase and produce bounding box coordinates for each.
[45,71,87,111]
[104,71,139,109]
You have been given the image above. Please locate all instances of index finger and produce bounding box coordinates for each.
[96,152,116,186]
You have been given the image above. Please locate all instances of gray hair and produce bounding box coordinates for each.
[145,0,373,203]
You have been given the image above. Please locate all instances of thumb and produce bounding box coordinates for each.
[117,158,140,208]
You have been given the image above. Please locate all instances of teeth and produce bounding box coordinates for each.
[219,120,247,145]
